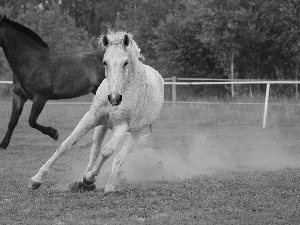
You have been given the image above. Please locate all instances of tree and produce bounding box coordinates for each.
[116,0,181,67]
[154,1,221,78]
[17,3,92,53]
[60,0,126,36]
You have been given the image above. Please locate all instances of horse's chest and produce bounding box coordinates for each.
[107,95,159,130]
[108,108,130,125]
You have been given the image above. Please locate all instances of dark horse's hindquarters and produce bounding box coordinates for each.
[0,15,105,150]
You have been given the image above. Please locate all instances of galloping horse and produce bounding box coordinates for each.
[0,15,105,150]
[29,31,164,194]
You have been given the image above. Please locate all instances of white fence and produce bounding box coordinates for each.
[2,78,300,129]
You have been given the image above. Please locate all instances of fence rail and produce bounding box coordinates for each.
[2,78,300,129]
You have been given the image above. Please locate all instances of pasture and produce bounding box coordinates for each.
[1,101,300,224]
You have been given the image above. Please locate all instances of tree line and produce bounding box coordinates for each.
[1,0,300,98]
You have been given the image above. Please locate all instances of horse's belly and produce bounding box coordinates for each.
[129,94,164,131]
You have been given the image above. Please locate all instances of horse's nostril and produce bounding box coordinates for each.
[116,95,122,105]
[108,94,122,106]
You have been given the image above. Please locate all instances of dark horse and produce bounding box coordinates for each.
[0,15,105,150]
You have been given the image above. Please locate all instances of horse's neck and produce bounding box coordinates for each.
[3,27,47,71]
[127,57,147,88]
[4,27,47,55]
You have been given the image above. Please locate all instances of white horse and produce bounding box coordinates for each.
[28,31,164,194]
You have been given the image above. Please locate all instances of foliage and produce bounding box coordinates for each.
[17,4,93,53]
[1,0,300,98]
[115,0,181,68]
[153,1,222,78]
[60,0,126,36]
[156,0,300,81]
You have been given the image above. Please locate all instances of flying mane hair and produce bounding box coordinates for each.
[4,17,49,49]
[98,30,144,61]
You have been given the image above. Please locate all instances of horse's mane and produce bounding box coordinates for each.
[99,30,144,60]
[4,18,49,49]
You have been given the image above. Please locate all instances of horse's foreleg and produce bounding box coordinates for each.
[68,125,108,192]
[28,110,99,190]
[82,123,128,188]
[28,97,58,140]
[84,125,108,175]
[0,93,27,150]
[104,131,141,193]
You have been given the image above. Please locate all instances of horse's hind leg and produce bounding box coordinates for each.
[104,131,141,193]
[29,96,58,140]
[0,93,27,150]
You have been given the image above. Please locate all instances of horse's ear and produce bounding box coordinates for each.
[123,34,129,47]
[0,15,6,26]
[102,35,109,47]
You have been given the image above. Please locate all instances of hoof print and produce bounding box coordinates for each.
[69,181,96,193]
[103,190,122,196]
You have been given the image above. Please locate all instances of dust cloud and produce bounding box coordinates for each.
[118,130,300,184]
[67,126,300,188]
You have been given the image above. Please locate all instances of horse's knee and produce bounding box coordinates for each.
[101,146,114,158]
[28,118,36,128]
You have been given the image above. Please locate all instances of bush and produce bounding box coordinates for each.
[17,4,94,53]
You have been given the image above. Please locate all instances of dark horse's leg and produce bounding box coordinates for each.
[0,93,27,150]
[28,96,59,141]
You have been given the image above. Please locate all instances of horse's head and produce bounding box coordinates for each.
[100,31,132,106]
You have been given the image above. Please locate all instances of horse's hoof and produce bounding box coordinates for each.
[49,128,59,141]
[28,179,42,190]
[68,181,96,193]
[0,142,8,150]
[52,130,59,141]
[82,176,96,186]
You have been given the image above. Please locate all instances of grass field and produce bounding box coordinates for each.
[1,102,300,224]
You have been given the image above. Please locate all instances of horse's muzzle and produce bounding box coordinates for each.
[108,93,122,106]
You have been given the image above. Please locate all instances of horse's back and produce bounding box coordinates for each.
[48,50,105,99]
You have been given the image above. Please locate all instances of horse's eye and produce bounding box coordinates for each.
[103,61,107,66]
[124,61,128,67]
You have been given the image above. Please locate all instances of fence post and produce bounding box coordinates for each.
[296,63,299,99]
[172,76,177,104]
[263,83,270,129]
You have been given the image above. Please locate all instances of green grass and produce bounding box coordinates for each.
[1,101,300,224]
